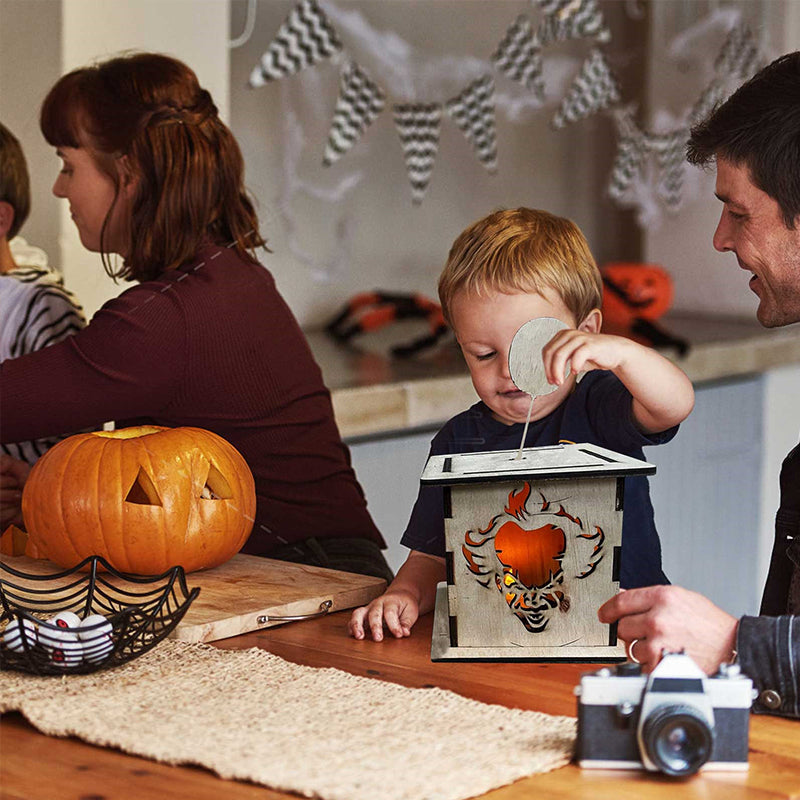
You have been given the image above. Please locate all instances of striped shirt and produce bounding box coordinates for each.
[1,237,86,463]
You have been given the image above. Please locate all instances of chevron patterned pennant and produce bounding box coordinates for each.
[552,49,620,129]
[690,26,762,129]
[323,61,386,166]
[648,130,688,210]
[714,23,760,81]
[491,15,545,98]
[607,107,646,202]
[608,136,645,204]
[689,81,725,126]
[393,103,442,204]
[249,0,342,87]
[445,75,498,173]
[536,0,611,46]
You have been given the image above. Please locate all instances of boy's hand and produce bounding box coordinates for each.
[348,590,420,641]
[541,326,694,434]
[542,330,633,386]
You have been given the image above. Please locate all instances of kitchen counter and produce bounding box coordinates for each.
[307,314,800,440]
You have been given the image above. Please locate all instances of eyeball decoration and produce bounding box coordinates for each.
[39,616,84,668]
[78,614,115,664]
[2,617,38,653]
[51,610,82,629]
[1,611,116,668]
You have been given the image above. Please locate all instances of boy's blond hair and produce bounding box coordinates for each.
[438,208,602,326]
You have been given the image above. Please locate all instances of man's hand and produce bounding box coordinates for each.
[0,455,31,530]
[598,585,739,675]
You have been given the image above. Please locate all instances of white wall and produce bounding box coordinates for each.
[350,430,434,574]
[0,0,62,269]
[0,0,231,319]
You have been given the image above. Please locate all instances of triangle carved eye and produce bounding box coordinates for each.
[201,462,232,500]
[125,468,163,506]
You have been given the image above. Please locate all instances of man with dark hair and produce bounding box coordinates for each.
[599,51,800,720]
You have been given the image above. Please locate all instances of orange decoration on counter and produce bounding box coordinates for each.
[601,262,674,329]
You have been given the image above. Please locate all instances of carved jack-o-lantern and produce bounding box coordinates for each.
[601,262,674,329]
[22,426,256,574]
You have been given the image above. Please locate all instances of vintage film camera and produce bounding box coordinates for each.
[575,651,753,776]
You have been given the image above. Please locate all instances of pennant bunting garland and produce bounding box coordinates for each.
[248,0,342,87]
[245,0,767,218]
[445,75,498,173]
[491,15,545,98]
[552,49,620,129]
[536,0,611,46]
[393,103,442,204]
[323,61,386,166]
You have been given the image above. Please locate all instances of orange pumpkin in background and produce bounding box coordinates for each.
[600,262,674,331]
[21,426,256,574]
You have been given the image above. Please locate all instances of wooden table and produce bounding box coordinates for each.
[2,611,799,800]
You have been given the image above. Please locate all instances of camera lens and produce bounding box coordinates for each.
[641,705,714,776]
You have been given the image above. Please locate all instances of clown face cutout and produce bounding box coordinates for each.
[462,482,604,635]
[494,567,566,633]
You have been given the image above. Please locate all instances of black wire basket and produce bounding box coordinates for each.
[0,555,200,675]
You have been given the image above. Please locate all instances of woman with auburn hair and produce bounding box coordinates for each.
[0,52,392,581]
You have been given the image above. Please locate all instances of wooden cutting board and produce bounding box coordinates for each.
[0,553,387,644]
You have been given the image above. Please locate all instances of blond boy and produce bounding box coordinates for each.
[350,208,694,641]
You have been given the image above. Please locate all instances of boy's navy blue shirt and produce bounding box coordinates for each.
[400,369,675,588]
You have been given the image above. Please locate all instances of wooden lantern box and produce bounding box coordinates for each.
[422,442,655,662]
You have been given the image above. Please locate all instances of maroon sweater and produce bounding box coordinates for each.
[0,245,384,553]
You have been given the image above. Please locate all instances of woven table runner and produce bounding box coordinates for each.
[0,640,576,800]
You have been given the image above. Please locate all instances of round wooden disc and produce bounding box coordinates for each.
[508,317,570,399]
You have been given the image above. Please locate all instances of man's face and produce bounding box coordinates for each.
[713,158,800,328]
